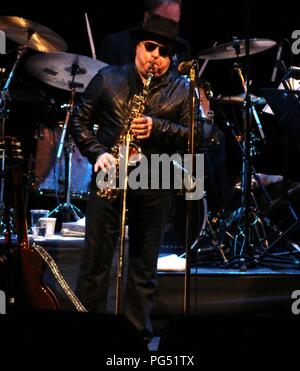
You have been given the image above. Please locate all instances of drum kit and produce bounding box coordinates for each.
[1,16,297,265]
[0,16,108,227]
[28,51,107,204]
[195,37,300,267]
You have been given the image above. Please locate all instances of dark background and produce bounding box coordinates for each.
[1,0,300,201]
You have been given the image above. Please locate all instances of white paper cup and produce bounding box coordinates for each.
[38,217,56,237]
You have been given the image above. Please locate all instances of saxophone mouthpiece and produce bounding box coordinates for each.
[148,62,156,74]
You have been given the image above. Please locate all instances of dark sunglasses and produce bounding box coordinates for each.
[143,41,171,58]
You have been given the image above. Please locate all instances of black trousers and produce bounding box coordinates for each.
[76,187,173,339]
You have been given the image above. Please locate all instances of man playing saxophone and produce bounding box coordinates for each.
[70,14,193,345]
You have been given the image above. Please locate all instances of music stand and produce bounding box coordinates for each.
[256,88,300,263]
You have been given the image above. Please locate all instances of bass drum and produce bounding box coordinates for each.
[161,194,208,256]
[34,125,92,198]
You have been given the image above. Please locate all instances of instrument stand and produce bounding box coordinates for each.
[255,87,300,265]
[48,133,84,223]
[216,33,272,270]
[0,33,33,236]
[183,61,199,314]
[224,120,270,270]
[115,134,131,315]
[213,87,274,270]
[48,69,84,224]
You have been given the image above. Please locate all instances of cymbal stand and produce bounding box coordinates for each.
[0,30,33,235]
[225,118,270,250]
[215,96,300,267]
[219,43,270,269]
[48,64,84,223]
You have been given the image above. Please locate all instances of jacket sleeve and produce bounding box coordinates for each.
[70,71,108,164]
[150,89,199,152]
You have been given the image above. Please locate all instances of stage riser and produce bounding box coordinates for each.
[43,247,300,319]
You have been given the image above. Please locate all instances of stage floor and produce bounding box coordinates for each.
[29,235,300,323]
[2,234,300,316]
[2,235,300,353]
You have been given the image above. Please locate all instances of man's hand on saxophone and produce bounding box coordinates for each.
[131,115,153,139]
[94,152,116,173]
[94,114,153,174]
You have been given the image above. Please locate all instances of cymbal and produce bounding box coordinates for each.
[198,38,276,60]
[0,16,67,52]
[26,52,108,92]
[216,93,266,105]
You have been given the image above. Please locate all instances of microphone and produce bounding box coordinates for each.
[271,43,283,82]
[178,59,198,75]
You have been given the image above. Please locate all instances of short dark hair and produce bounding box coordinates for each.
[143,0,182,13]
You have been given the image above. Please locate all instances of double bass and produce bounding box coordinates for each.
[3,136,59,311]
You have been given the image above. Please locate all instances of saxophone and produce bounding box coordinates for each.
[97,63,154,200]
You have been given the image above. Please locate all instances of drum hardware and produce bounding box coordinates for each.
[198,41,218,79]
[0,16,67,53]
[0,16,67,235]
[210,52,274,269]
[25,52,107,93]
[0,16,67,236]
[197,37,276,60]
[25,52,107,224]
[186,202,230,265]
[220,109,274,266]
[212,91,300,268]
[182,74,290,268]
[196,36,277,208]
[236,61,267,145]
[33,124,92,200]
[48,66,84,224]
[225,130,262,158]
[0,137,23,238]
[0,31,30,236]
[270,39,293,83]
[197,79,223,150]
[216,93,266,105]
[254,87,300,265]
[186,78,231,263]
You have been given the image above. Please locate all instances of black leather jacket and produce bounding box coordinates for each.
[70,64,192,166]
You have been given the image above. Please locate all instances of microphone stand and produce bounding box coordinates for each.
[183,60,198,315]
[115,135,131,315]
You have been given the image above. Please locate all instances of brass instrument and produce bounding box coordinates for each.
[97,64,154,199]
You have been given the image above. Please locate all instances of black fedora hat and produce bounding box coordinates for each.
[130,14,186,53]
